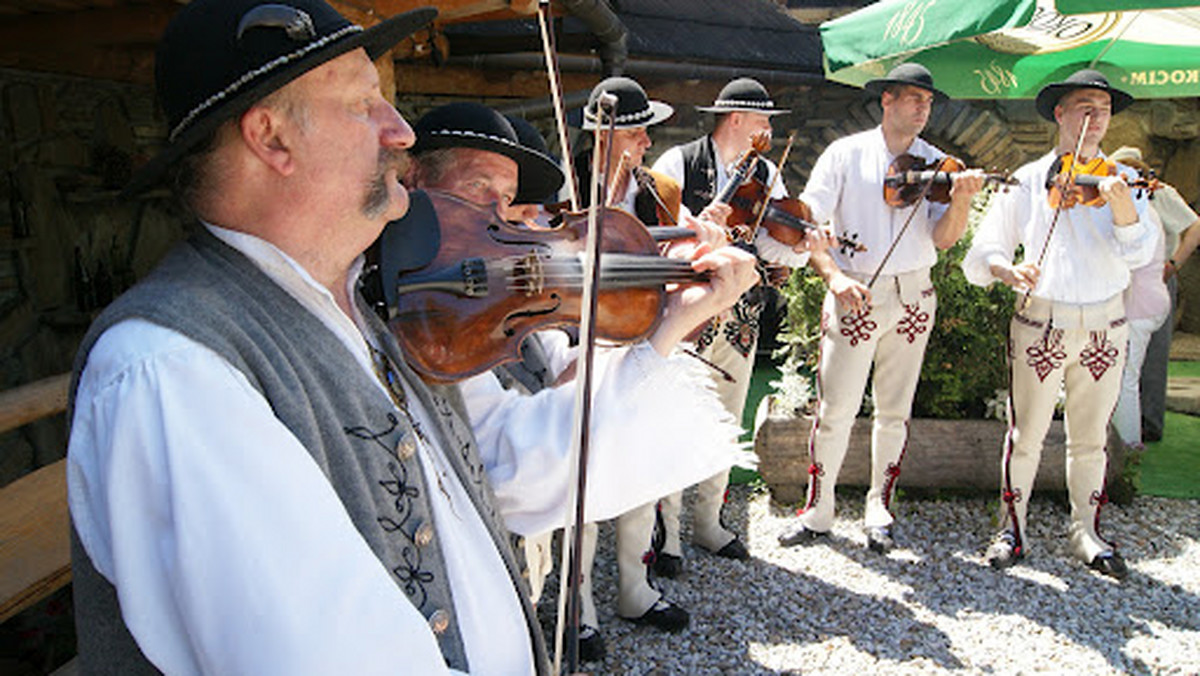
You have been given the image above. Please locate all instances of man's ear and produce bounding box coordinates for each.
[239,105,295,176]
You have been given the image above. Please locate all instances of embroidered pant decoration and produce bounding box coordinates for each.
[1002,295,1127,563]
[800,267,936,532]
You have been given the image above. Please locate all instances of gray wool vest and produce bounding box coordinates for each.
[68,229,550,675]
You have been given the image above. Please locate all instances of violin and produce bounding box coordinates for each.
[726,175,866,257]
[884,154,1018,207]
[1045,152,1161,209]
[382,190,709,382]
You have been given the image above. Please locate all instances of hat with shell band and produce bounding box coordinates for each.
[580,76,674,131]
[863,62,947,103]
[412,102,564,208]
[1035,68,1133,122]
[124,0,436,195]
[697,78,789,116]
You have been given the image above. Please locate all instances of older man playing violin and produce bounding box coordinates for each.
[963,69,1154,580]
[65,1,760,672]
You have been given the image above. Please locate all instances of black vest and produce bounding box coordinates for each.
[676,135,770,216]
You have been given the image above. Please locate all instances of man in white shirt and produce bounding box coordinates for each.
[962,69,1153,579]
[651,77,819,574]
[65,1,760,674]
[776,63,982,554]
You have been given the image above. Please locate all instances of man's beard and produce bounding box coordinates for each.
[361,147,410,219]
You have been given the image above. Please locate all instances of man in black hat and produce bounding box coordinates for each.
[963,68,1155,579]
[64,1,760,673]
[565,76,736,635]
[777,63,983,554]
[650,77,822,575]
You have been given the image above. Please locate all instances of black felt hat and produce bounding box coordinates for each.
[124,0,436,195]
[864,62,947,103]
[412,102,563,207]
[504,115,564,205]
[1035,68,1133,122]
[697,78,789,115]
[581,76,674,130]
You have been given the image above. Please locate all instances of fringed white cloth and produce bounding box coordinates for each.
[461,335,745,536]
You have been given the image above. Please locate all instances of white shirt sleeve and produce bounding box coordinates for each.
[68,319,452,676]
[650,146,685,185]
[962,176,1028,288]
[460,341,742,536]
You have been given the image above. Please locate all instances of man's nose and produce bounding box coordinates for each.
[381,106,415,150]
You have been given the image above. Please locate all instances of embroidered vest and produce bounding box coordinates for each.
[677,135,769,217]
[68,229,550,675]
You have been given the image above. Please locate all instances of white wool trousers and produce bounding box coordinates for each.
[799,267,936,532]
[1001,295,1127,563]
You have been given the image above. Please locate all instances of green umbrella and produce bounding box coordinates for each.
[820,0,1200,99]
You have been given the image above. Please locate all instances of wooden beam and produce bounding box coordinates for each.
[0,374,70,436]
[0,4,174,83]
[0,460,71,624]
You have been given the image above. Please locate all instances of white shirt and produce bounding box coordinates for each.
[653,137,811,269]
[798,126,950,276]
[68,225,740,675]
[962,151,1154,304]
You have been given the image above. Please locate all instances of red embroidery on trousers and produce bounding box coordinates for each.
[1080,331,1119,381]
[802,462,825,512]
[1025,328,1066,382]
[896,303,930,344]
[839,308,877,346]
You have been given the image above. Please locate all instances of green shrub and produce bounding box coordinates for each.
[773,188,1015,420]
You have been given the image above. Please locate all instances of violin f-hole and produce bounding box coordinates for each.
[502,293,562,337]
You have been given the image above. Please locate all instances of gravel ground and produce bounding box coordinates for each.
[550,485,1200,675]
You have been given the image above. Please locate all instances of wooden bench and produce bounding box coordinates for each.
[0,373,72,624]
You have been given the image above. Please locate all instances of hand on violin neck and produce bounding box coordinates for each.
[674,212,726,252]
[649,245,759,356]
[698,202,731,228]
[790,225,837,256]
[1099,176,1139,226]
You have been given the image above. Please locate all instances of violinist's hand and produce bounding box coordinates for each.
[1100,176,1138,226]
[829,271,871,314]
[793,226,837,255]
[950,168,986,203]
[991,261,1040,292]
[681,212,727,251]
[649,245,759,356]
[698,202,731,228]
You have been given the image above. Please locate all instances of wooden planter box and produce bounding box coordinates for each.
[753,396,1128,505]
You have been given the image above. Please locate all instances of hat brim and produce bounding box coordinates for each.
[581,100,674,130]
[863,77,948,103]
[1035,81,1134,121]
[123,7,437,197]
[695,105,790,116]
[417,131,564,206]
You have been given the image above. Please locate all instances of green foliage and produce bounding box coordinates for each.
[774,190,1015,420]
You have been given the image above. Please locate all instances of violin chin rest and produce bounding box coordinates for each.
[379,190,442,307]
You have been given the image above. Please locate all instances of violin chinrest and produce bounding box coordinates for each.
[379,190,443,307]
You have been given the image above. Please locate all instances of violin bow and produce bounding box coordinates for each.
[552,91,618,676]
[1020,112,1091,312]
[866,155,950,290]
[537,0,580,211]
[748,131,795,240]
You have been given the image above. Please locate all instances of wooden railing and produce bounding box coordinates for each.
[0,373,72,623]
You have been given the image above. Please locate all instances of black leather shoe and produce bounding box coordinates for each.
[777,520,828,547]
[627,599,689,632]
[712,537,750,560]
[577,625,606,662]
[985,530,1023,569]
[1088,551,1129,580]
[865,525,894,554]
[652,552,684,578]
